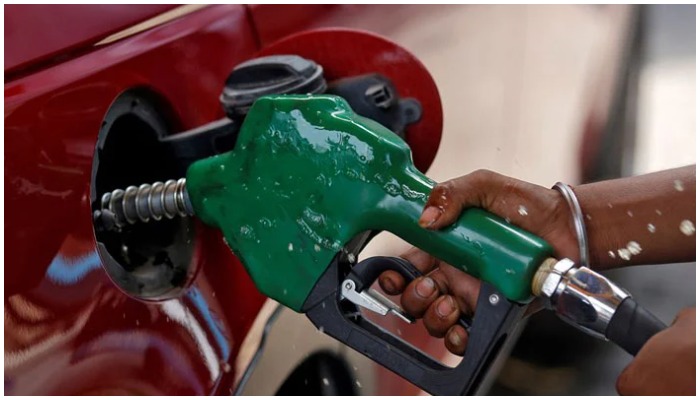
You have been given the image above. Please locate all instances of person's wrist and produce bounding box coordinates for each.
[569,185,619,270]
[552,182,591,267]
[545,187,581,263]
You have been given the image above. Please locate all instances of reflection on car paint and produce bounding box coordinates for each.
[46,250,101,286]
[187,287,231,357]
[160,299,221,380]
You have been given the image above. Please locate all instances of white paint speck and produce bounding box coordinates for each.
[314,244,321,252]
[655,209,663,216]
[219,164,225,171]
[627,241,642,255]
[608,251,616,259]
[627,210,634,217]
[505,268,516,275]
[347,253,356,263]
[618,248,631,261]
[647,223,656,233]
[674,180,684,192]
[322,378,329,386]
[505,217,512,224]
[518,205,528,216]
[586,214,592,221]
[222,362,231,373]
[608,203,614,209]
[355,380,363,388]
[288,243,294,251]
[680,220,695,236]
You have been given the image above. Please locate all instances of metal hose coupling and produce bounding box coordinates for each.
[95,178,194,231]
[532,258,630,340]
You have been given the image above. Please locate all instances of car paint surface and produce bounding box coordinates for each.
[5,5,266,395]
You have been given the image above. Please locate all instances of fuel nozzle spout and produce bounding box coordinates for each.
[95,178,193,232]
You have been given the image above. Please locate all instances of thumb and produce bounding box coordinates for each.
[419,170,504,230]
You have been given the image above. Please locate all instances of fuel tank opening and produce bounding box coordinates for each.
[90,90,197,300]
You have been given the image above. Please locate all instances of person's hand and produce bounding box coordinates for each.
[417,169,579,260]
[384,246,481,354]
[616,307,696,395]
[378,170,577,354]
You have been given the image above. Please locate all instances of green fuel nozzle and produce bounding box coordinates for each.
[99,95,552,310]
[97,95,665,395]
[188,95,554,310]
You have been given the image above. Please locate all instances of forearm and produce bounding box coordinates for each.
[573,165,696,270]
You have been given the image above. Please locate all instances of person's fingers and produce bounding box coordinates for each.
[401,276,440,318]
[616,364,634,395]
[418,169,501,230]
[378,270,405,295]
[396,260,480,320]
[400,247,440,274]
[616,320,672,395]
[378,248,438,295]
[433,264,480,313]
[445,325,468,355]
[616,333,659,395]
[422,294,461,338]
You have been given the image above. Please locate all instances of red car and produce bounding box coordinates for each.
[5,5,637,395]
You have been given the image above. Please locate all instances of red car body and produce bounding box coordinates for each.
[6,5,268,395]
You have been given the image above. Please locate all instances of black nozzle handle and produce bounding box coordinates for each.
[606,297,667,356]
[303,254,527,395]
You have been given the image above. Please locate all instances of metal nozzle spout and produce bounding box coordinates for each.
[96,178,193,231]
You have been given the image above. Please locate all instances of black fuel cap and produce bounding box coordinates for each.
[220,55,326,119]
